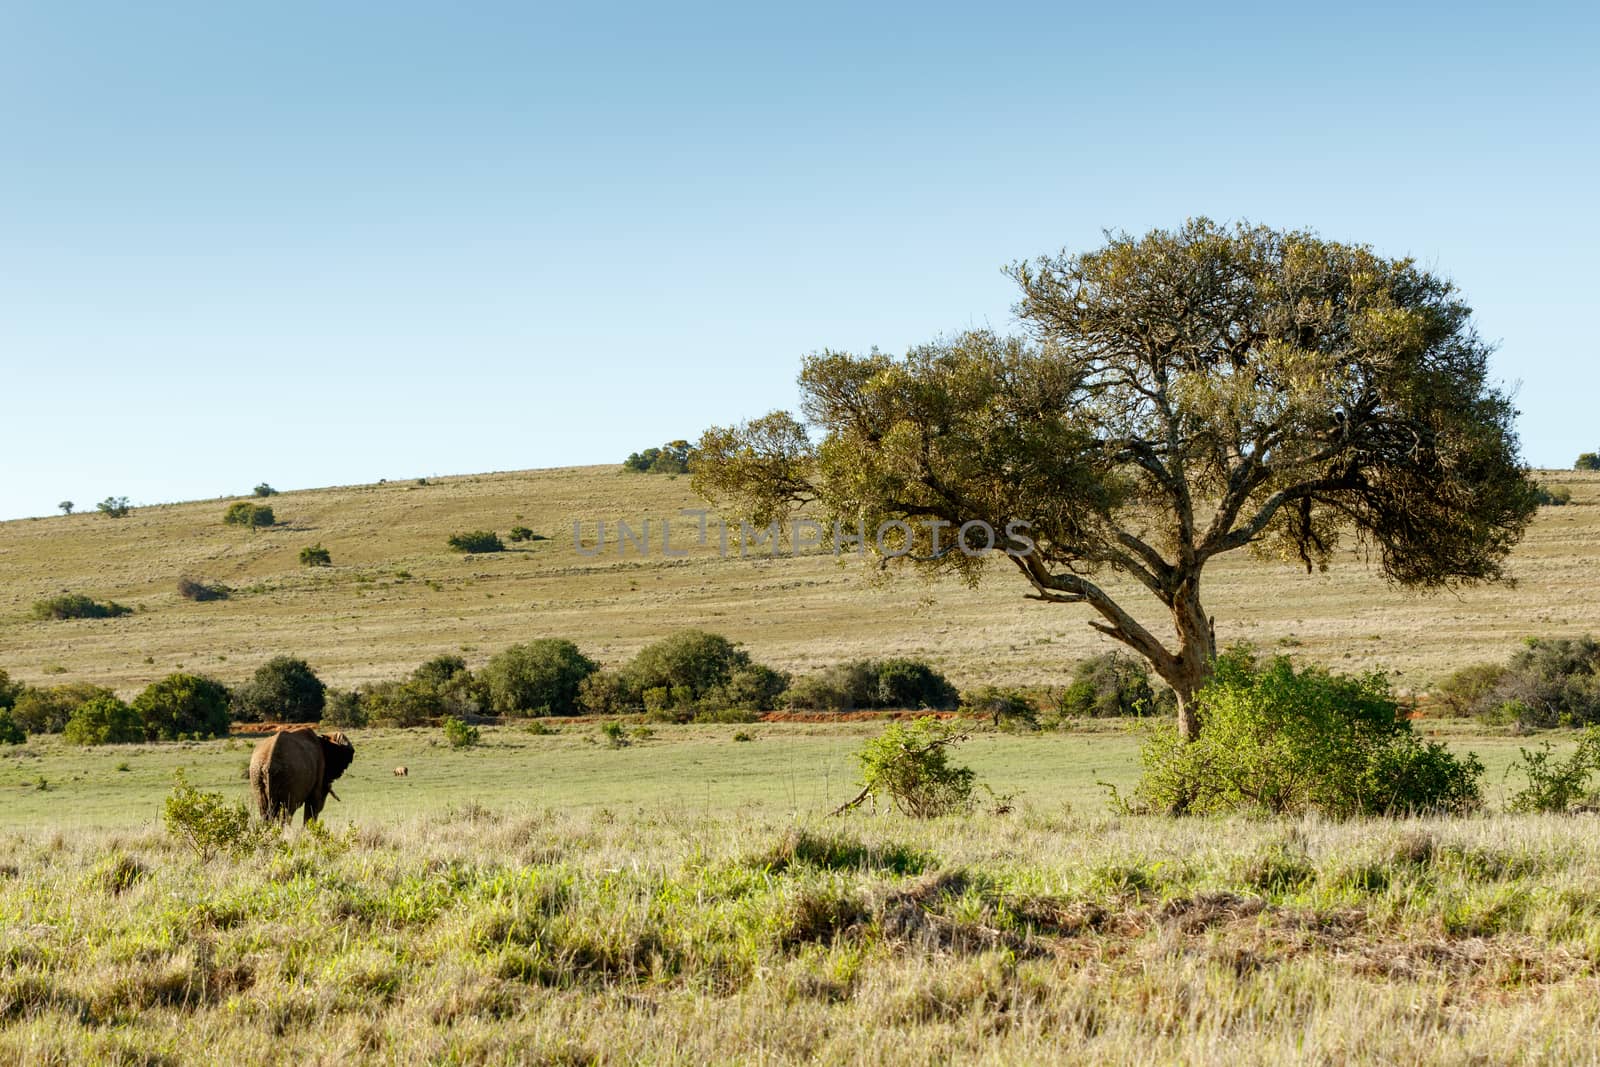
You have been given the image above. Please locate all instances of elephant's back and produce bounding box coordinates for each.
[249,728,312,778]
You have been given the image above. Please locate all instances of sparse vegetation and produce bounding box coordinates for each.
[960,685,1038,728]
[299,543,333,566]
[447,529,504,553]
[176,576,230,601]
[1535,483,1573,506]
[1505,728,1600,813]
[96,496,131,518]
[841,716,977,817]
[31,593,132,620]
[57,500,72,515]
[162,770,260,860]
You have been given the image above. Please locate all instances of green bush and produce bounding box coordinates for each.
[132,673,232,740]
[1576,452,1600,471]
[1506,728,1600,813]
[624,630,755,704]
[621,440,696,474]
[323,688,369,728]
[507,526,537,542]
[64,695,146,745]
[0,668,21,710]
[1116,648,1483,817]
[32,593,133,620]
[10,683,114,734]
[163,771,260,861]
[443,716,480,748]
[299,544,332,567]
[0,710,23,745]
[176,576,230,601]
[1432,662,1509,717]
[447,530,504,553]
[1534,483,1573,506]
[362,658,484,726]
[223,501,276,528]
[253,483,278,497]
[233,656,326,723]
[784,658,955,711]
[577,670,636,715]
[97,496,131,518]
[1497,637,1600,728]
[961,685,1038,728]
[1058,652,1172,718]
[482,639,597,716]
[850,717,977,817]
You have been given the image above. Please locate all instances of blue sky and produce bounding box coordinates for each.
[2,2,1596,519]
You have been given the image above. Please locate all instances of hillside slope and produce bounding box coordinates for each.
[1,466,1596,697]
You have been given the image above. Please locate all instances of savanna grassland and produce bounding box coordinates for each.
[5,466,1600,1064]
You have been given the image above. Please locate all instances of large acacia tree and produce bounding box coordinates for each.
[693,221,1538,739]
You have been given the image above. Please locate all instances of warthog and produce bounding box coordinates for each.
[393,765,408,778]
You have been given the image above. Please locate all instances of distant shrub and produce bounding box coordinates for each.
[1496,637,1600,728]
[0,710,23,745]
[10,683,114,734]
[850,717,977,817]
[299,544,332,567]
[413,654,469,688]
[961,685,1038,728]
[1116,648,1483,817]
[1432,662,1509,718]
[32,593,133,620]
[482,639,597,716]
[1576,452,1600,472]
[322,688,369,728]
[1058,652,1171,718]
[577,670,636,715]
[621,440,696,474]
[64,694,146,745]
[1506,728,1600,813]
[448,530,504,553]
[1534,483,1573,506]
[223,502,275,528]
[253,483,278,497]
[785,658,956,712]
[58,500,73,515]
[599,720,629,747]
[0,668,20,710]
[443,716,480,749]
[508,526,535,542]
[164,770,260,861]
[97,496,131,518]
[131,673,232,741]
[177,576,230,602]
[233,656,325,723]
[607,630,787,719]
[363,656,485,726]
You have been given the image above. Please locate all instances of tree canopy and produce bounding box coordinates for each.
[693,220,1539,739]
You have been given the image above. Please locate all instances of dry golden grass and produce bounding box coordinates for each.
[2,466,1597,698]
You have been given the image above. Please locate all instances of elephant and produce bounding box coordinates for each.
[248,726,355,824]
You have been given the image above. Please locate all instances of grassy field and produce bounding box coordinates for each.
[1,466,1597,699]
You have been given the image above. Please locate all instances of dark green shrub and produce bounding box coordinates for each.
[482,639,597,716]
[32,594,133,620]
[1506,728,1600,813]
[299,544,332,567]
[1496,637,1600,728]
[323,688,368,728]
[0,710,23,745]
[1432,662,1508,718]
[849,717,977,817]
[1116,648,1483,817]
[234,656,325,723]
[64,695,146,745]
[443,716,480,748]
[1058,652,1171,718]
[97,496,131,518]
[0,668,20,710]
[1534,483,1573,506]
[132,673,232,740]
[413,654,470,688]
[1575,452,1599,472]
[621,440,696,474]
[508,526,535,542]
[784,663,874,711]
[447,530,504,553]
[703,663,789,711]
[362,679,440,727]
[223,501,275,527]
[10,683,113,734]
[253,483,278,497]
[784,658,955,711]
[177,576,230,602]
[623,630,750,703]
[58,500,73,515]
[961,685,1038,727]
[577,670,638,715]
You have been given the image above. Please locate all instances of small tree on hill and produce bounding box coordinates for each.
[58,501,73,515]
[1577,452,1600,472]
[97,497,132,518]
[695,220,1538,740]
[224,502,275,528]
[448,530,504,553]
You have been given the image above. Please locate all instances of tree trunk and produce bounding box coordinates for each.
[1163,577,1216,742]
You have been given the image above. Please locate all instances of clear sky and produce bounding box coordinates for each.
[2,1,1596,520]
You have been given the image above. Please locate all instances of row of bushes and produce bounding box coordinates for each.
[0,670,233,746]
[1435,635,1600,728]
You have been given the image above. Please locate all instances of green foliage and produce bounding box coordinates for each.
[57,500,73,515]
[599,720,628,747]
[482,639,597,716]
[64,695,146,746]
[223,501,275,527]
[131,673,232,740]
[1576,452,1600,471]
[362,656,484,726]
[443,715,481,749]
[10,683,113,734]
[0,709,23,745]
[448,530,504,553]
[594,630,788,718]
[508,525,537,542]
[176,576,230,601]
[163,770,260,861]
[233,656,326,723]
[960,685,1038,728]
[1499,637,1600,728]
[32,593,133,620]
[253,483,278,497]
[1506,728,1600,813]
[851,717,977,817]
[622,440,696,474]
[1117,649,1483,817]
[323,688,369,728]
[0,668,20,710]
[1058,652,1171,718]
[577,670,634,715]
[785,658,956,711]
[96,496,131,518]
[1534,483,1573,506]
[1432,662,1509,717]
[299,544,332,567]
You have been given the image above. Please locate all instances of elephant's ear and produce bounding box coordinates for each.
[320,732,355,781]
